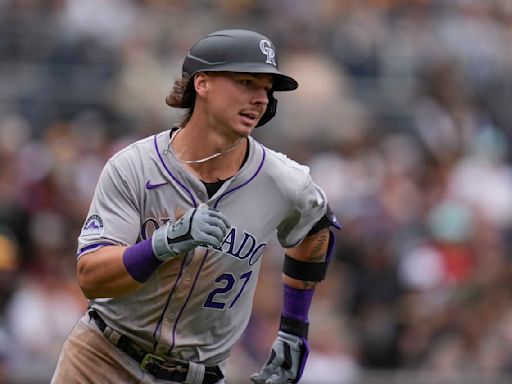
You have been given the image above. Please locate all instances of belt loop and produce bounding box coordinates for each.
[184,361,205,384]
[103,326,122,346]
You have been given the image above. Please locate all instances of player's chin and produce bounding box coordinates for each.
[237,126,255,138]
[234,118,257,135]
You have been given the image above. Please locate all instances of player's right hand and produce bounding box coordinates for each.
[152,205,230,260]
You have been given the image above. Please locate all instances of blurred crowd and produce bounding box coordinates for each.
[2,0,512,383]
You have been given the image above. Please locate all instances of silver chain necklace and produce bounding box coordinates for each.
[168,127,244,164]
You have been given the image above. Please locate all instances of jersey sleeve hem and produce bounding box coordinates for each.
[77,239,126,259]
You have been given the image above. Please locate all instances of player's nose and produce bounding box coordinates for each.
[252,87,269,106]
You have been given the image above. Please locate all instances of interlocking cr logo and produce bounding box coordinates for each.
[259,39,276,66]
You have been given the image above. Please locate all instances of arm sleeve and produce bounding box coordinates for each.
[77,160,141,257]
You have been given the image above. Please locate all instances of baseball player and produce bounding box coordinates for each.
[51,29,339,384]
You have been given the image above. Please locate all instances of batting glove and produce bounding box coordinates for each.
[152,205,230,260]
[251,317,310,384]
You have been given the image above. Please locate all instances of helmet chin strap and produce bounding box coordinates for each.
[256,92,277,127]
[168,128,244,164]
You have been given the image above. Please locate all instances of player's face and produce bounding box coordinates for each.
[203,72,273,137]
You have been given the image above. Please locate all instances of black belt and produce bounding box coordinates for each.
[89,310,223,384]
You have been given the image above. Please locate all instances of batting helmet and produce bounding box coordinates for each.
[181,29,298,126]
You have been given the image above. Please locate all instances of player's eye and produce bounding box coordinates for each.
[240,79,253,87]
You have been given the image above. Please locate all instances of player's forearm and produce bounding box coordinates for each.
[283,274,317,289]
[252,231,331,383]
[77,246,143,299]
[77,206,231,300]
[279,228,330,327]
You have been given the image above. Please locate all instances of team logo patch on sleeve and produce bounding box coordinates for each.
[81,214,104,237]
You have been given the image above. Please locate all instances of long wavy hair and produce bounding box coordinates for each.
[165,76,196,127]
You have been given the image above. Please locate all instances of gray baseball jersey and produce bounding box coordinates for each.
[78,129,328,368]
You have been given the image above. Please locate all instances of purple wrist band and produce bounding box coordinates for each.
[122,238,163,283]
[283,284,315,323]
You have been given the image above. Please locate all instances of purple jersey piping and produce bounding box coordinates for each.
[77,242,113,256]
[153,134,197,207]
[168,249,210,354]
[213,144,266,209]
[152,255,188,350]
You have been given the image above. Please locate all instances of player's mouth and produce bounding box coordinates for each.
[239,111,260,125]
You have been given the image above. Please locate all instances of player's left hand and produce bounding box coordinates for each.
[250,331,309,384]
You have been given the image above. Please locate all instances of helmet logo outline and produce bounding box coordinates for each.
[259,40,276,66]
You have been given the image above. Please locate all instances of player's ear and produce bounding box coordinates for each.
[194,72,209,97]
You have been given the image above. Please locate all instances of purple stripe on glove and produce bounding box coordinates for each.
[296,336,310,383]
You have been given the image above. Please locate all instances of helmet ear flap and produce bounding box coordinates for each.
[256,92,277,127]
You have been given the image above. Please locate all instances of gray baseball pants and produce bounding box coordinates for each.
[50,315,226,384]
